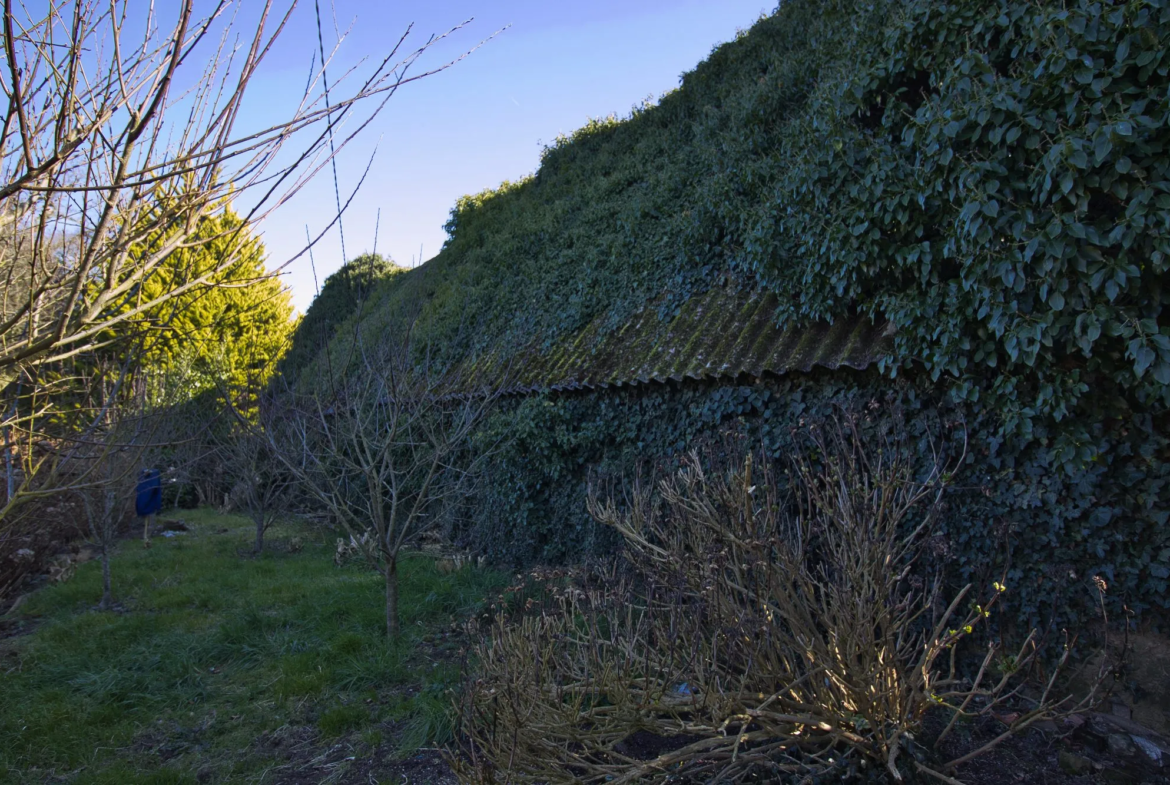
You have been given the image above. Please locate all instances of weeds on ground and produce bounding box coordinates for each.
[0,509,508,784]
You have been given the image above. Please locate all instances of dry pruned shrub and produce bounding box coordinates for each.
[452,419,1114,784]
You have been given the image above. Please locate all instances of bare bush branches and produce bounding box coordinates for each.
[68,356,169,607]
[453,419,1115,784]
[74,416,150,609]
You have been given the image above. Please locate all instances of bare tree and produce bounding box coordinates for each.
[217,414,291,554]
[0,0,489,530]
[70,355,167,608]
[268,330,504,638]
[76,436,142,609]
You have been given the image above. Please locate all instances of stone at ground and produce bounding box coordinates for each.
[151,518,189,535]
[1132,735,1164,767]
[1109,733,1139,757]
[1067,633,1170,738]
[1106,634,1170,737]
[1058,751,1093,775]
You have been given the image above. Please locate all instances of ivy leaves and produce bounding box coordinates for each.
[765,0,1170,431]
[468,372,1170,625]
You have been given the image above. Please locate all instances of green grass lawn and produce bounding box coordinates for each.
[0,510,509,784]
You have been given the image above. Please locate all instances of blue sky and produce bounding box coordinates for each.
[245,1,775,312]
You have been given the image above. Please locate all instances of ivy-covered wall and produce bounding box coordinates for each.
[291,0,1170,627]
[322,0,1170,437]
[464,371,1169,629]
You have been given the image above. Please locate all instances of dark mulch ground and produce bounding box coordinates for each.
[931,710,1168,785]
[382,711,1166,785]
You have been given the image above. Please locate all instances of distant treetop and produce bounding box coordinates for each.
[281,253,404,376]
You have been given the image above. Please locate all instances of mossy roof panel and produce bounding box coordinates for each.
[466,286,891,394]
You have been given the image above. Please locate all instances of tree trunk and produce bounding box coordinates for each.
[100,543,112,609]
[385,556,399,639]
[254,515,265,554]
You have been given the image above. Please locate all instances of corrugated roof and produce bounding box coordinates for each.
[464,285,892,395]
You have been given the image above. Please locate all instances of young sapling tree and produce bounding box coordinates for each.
[270,328,504,638]
[218,418,291,554]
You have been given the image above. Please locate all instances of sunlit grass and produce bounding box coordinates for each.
[0,510,508,783]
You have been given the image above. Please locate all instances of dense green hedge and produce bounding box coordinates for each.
[293,0,1170,625]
